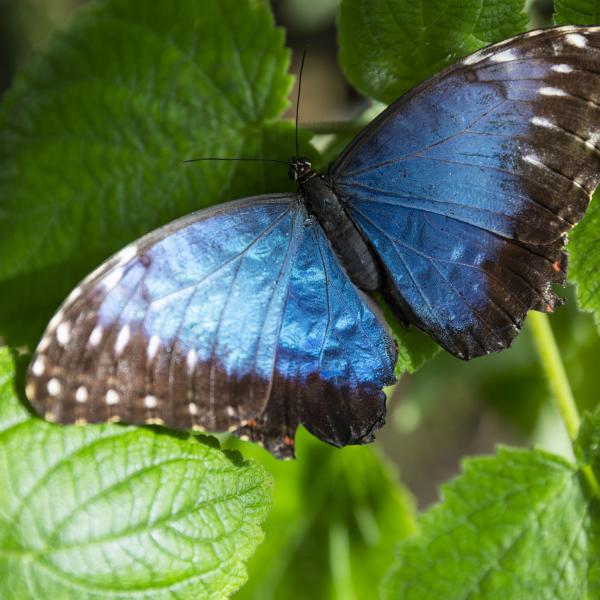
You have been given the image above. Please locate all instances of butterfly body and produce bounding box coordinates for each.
[26,27,600,457]
[290,157,382,291]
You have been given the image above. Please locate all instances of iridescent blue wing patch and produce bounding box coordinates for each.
[26,194,396,458]
[331,26,600,359]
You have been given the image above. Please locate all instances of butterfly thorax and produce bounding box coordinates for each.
[288,157,381,291]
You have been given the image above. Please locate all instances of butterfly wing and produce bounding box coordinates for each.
[331,26,600,359]
[26,194,396,458]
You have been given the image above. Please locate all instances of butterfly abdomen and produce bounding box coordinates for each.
[302,174,381,291]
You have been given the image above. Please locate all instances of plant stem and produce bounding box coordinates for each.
[529,312,600,497]
[529,312,580,439]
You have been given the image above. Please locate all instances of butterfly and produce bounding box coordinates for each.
[26,26,600,458]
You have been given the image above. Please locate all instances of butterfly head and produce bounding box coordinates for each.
[288,157,315,184]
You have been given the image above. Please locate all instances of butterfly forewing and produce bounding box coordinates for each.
[332,26,600,359]
[26,194,396,458]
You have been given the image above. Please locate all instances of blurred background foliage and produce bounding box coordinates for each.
[2,0,599,597]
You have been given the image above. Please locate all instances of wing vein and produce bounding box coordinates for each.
[149,206,295,308]
[336,98,508,178]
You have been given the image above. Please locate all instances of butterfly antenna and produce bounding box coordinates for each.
[183,157,288,166]
[295,49,307,159]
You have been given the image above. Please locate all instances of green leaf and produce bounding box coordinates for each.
[0,348,272,599]
[374,293,440,375]
[382,447,600,599]
[0,0,296,347]
[569,193,600,330]
[231,429,416,600]
[576,407,600,468]
[555,0,600,24]
[338,0,528,104]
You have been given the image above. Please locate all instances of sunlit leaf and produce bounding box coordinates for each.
[0,348,272,599]
[383,447,600,599]
[338,0,528,103]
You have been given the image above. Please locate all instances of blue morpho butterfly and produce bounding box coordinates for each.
[26,26,600,458]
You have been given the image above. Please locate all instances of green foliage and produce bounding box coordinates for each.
[375,293,440,375]
[576,408,600,468]
[0,348,271,599]
[570,197,600,329]
[0,0,295,347]
[230,429,416,600]
[555,0,600,23]
[338,0,528,103]
[4,1,600,599]
[382,447,600,599]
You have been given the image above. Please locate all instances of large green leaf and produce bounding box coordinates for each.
[338,0,528,103]
[382,447,600,599]
[0,0,296,347]
[0,348,271,599]
[231,429,416,600]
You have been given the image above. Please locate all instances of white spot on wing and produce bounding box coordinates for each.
[144,394,158,409]
[89,325,103,347]
[67,286,82,303]
[463,51,486,65]
[48,310,64,331]
[47,378,62,396]
[552,64,574,74]
[186,349,198,373]
[586,132,600,150]
[585,133,600,150]
[37,336,51,353]
[115,245,138,266]
[32,356,45,376]
[566,33,588,48]
[114,325,131,355]
[56,321,71,346]
[101,267,124,291]
[539,87,567,96]
[523,152,589,194]
[531,116,556,129]
[75,386,88,403]
[523,153,544,167]
[106,389,120,405]
[491,48,519,63]
[147,335,160,361]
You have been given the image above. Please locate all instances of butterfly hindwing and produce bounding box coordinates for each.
[331,25,600,359]
[26,194,396,458]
